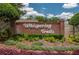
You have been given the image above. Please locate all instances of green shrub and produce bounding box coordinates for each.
[4,39,18,45]
[19,33,64,42]
[13,36,21,41]
[66,35,75,43]
[9,35,25,42]
[47,46,79,51]
[27,34,64,40]
[17,43,46,50]
[42,34,64,39]
[16,43,30,50]
[31,46,79,51]
[31,45,44,50]
[56,38,65,43]
[50,46,68,51]
[74,34,79,42]
[16,35,25,41]
[71,46,79,50]
[16,42,79,51]
[67,34,79,43]
[53,34,64,39]
[44,37,56,42]
[66,35,79,43]
[32,42,43,46]
[27,37,40,41]
[0,29,10,41]
[31,42,44,50]
[20,33,28,39]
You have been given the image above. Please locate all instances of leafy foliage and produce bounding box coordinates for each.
[17,43,79,51]
[0,3,24,36]
[32,42,43,46]
[20,33,64,42]
[16,43,30,50]
[35,16,45,22]
[4,39,18,45]
[31,45,44,50]
[0,3,21,20]
[44,37,56,42]
[69,13,79,26]
[48,17,60,23]
[69,13,79,35]
[67,34,79,43]
[35,16,60,23]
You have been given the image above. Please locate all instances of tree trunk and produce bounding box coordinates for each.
[73,25,75,36]
[9,19,16,36]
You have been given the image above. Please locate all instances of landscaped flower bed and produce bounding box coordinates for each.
[0,47,79,55]
[0,33,79,55]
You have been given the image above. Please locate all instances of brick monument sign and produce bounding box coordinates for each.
[16,20,64,35]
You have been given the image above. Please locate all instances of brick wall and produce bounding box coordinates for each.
[15,20,64,35]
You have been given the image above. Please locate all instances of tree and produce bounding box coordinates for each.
[35,16,60,23]
[69,13,79,35]
[48,17,60,23]
[0,3,23,36]
[27,15,33,20]
[35,16,46,22]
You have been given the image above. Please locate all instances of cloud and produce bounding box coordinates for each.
[35,13,45,16]
[20,3,45,19]
[22,3,29,7]
[63,3,78,9]
[47,12,74,20]
[20,7,34,12]
[20,5,45,19]
[21,12,74,20]
[26,10,45,16]
[20,15,28,19]
[56,12,74,20]
[47,14,54,18]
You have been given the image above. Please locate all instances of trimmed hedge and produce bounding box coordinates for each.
[27,34,64,40]
[18,33,64,42]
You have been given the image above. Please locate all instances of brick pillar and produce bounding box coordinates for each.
[60,20,64,35]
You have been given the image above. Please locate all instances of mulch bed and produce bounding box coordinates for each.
[0,47,79,55]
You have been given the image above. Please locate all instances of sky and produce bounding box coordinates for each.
[29,3,79,15]
[20,3,79,20]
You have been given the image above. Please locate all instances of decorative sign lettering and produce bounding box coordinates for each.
[23,23,52,29]
[41,29,54,33]
[23,23,54,34]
